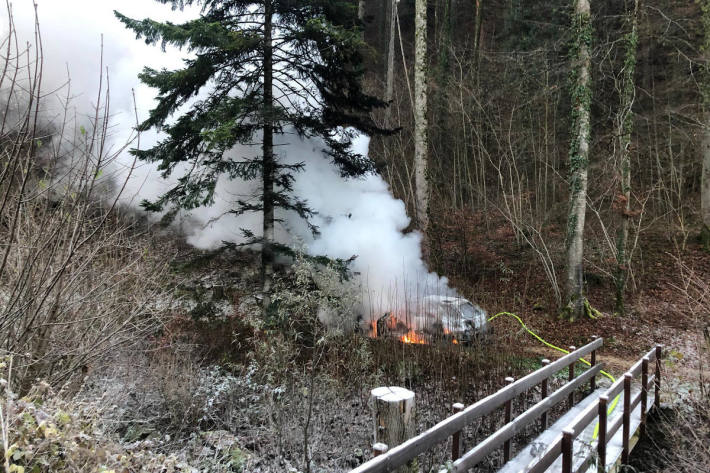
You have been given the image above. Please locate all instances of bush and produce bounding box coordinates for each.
[631,256,710,472]
[0,3,174,392]
[0,357,252,473]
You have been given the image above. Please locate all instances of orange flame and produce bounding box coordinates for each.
[400,331,427,344]
[443,327,459,344]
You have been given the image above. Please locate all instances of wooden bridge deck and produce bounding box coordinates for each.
[350,339,661,473]
[499,385,649,473]
[498,387,605,473]
[592,393,649,473]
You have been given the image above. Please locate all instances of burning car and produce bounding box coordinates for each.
[375,295,489,345]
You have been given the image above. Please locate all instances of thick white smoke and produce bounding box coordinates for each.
[7,1,454,325]
[181,132,453,323]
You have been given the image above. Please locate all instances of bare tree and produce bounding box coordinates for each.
[614,0,640,315]
[0,4,172,391]
[562,0,593,320]
[414,0,429,233]
[385,0,398,118]
[702,0,710,251]
[473,0,483,71]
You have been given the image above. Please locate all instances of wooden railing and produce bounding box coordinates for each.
[351,338,604,473]
[524,344,662,473]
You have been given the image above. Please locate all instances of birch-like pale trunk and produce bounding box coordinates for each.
[262,1,275,312]
[414,0,429,233]
[563,0,592,320]
[615,0,639,315]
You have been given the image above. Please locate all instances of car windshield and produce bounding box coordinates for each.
[459,302,477,320]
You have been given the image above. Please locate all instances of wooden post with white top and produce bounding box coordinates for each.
[370,386,416,470]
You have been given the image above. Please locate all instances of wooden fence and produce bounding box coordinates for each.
[351,338,662,473]
[522,344,660,473]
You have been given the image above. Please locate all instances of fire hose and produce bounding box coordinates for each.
[487,311,619,439]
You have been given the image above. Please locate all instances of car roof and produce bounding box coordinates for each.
[421,295,471,305]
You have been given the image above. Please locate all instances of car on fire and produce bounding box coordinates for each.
[376,295,489,344]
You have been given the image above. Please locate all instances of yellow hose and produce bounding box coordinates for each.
[486,311,620,439]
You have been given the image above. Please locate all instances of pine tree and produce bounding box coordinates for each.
[115,0,385,310]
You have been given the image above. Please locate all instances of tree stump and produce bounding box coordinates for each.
[370,386,416,456]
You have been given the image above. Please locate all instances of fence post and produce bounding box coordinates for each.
[654,345,662,409]
[597,395,608,473]
[540,359,550,430]
[590,336,598,392]
[373,442,388,457]
[370,386,415,472]
[622,373,632,464]
[562,428,574,473]
[641,356,649,436]
[503,377,514,462]
[452,402,464,461]
[568,346,576,410]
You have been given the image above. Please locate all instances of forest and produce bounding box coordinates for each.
[0,1,708,472]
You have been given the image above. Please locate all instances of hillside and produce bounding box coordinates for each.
[1,1,709,473]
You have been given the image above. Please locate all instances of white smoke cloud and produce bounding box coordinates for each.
[6,0,454,324]
[181,132,453,322]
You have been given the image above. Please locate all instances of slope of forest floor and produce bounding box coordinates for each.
[107,214,706,472]
[131,211,706,472]
[434,208,708,376]
[428,209,710,472]
[5,211,707,473]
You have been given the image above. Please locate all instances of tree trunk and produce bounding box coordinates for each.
[370,386,415,471]
[702,120,710,251]
[358,0,366,42]
[385,0,397,121]
[438,0,452,76]
[473,0,483,71]
[702,1,710,251]
[615,0,639,316]
[415,0,430,234]
[262,1,275,312]
[434,0,452,129]
[563,0,592,320]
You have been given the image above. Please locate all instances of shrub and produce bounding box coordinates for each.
[0,356,252,473]
[0,2,174,392]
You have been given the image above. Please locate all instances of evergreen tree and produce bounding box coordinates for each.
[115,0,386,310]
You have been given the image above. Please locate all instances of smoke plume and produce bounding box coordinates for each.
[7,0,454,325]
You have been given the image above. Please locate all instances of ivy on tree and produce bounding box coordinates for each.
[115,0,386,309]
